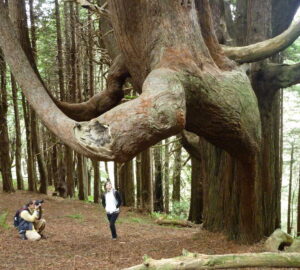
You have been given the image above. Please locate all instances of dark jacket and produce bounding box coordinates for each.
[101,190,122,209]
[18,208,33,233]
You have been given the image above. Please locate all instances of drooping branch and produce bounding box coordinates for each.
[56,54,129,121]
[222,18,300,63]
[260,62,300,89]
[123,251,300,270]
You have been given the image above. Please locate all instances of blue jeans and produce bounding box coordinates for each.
[107,212,119,239]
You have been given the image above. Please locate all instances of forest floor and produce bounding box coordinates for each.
[0,190,292,270]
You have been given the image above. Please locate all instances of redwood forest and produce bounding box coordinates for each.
[1,0,300,269]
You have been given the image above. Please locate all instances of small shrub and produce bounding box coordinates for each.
[0,211,9,229]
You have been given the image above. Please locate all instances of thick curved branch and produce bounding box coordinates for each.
[73,68,186,162]
[56,54,129,121]
[261,62,300,89]
[222,18,300,63]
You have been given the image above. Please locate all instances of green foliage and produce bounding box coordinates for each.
[0,211,9,229]
[65,213,84,222]
[171,201,190,219]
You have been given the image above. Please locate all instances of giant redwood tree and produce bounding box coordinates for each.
[1,0,300,243]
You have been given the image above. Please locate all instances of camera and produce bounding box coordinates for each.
[35,200,44,205]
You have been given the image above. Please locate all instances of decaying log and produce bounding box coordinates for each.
[123,250,300,270]
[155,217,194,228]
[264,229,293,252]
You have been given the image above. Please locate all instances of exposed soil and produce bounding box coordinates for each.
[0,190,282,270]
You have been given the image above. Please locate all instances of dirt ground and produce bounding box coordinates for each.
[0,190,280,270]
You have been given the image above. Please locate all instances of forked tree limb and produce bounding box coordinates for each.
[222,18,300,63]
[260,62,300,89]
[123,251,300,270]
[73,0,109,18]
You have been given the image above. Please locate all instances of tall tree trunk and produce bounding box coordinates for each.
[9,0,38,191]
[28,0,48,194]
[119,160,135,207]
[0,49,14,192]
[93,160,100,203]
[55,0,65,101]
[11,74,24,190]
[297,166,300,236]
[140,149,153,212]
[188,156,203,224]
[172,138,182,203]
[287,143,295,234]
[154,142,164,212]
[136,154,142,208]
[164,139,170,214]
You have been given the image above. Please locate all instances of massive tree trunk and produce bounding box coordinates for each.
[1,0,300,242]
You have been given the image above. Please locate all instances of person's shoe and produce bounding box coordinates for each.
[112,237,117,240]
[20,233,27,240]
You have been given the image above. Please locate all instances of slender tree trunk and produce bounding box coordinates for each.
[172,138,182,203]
[287,143,295,234]
[119,160,135,207]
[93,160,100,203]
[164,139,170,213]
[154,142,164,212]
[141,149,153,212]
[21,93,36,191]
[11,74,24,190]
[188,156,203,224]
[114,162,119,189]
[0,49,14,192]
[55,0,65,100]
[136,154,142,208]
[297,166,300,236]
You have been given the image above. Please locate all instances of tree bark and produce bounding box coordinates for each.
[140,149,153,212]
[154,142,164,212]
[93,160,100,203]
[0,49,14,192]
[172,138,182,203]
[119,160,135,207]
[11,74,24,190]
[188,156,203,224]
[287,143,295,234]
[164,139,170,213]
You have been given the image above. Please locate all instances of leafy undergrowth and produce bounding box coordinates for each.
[0,191,266,270]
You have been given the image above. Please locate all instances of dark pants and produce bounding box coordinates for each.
[107,212,119,239]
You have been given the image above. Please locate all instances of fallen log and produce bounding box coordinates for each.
[264,229,293,251]
[123,250,300,269]
[155,217,194,228]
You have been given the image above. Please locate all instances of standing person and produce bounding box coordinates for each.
[101,181,122,240]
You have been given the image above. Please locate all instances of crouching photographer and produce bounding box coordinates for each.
[14,199,46,241]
